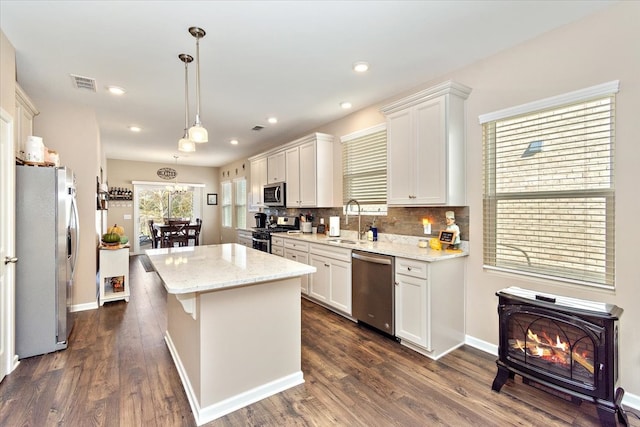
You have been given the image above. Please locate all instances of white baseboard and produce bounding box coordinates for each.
[71,301,99,312]
[464,334,640,412]
[165,330,304,426]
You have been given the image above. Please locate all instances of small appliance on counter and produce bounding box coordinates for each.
[329,216,340,237]
[254,212,267,228]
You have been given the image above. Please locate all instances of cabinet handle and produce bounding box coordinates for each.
[324,263,330,267]
[394,281,399,286]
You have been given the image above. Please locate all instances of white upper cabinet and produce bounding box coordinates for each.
[267,151,285,183]
[249,156,267,211]
[381,80,471,206]
[15,84,39,160]
[251,132,338,208]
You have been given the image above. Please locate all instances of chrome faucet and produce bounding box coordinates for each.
[345,199,362,240]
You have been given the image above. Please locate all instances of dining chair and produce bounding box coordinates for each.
[148,219,161,249]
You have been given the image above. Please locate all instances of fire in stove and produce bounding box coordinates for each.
[510,328,594,376]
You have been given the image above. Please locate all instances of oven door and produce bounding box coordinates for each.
[252,235,271,253]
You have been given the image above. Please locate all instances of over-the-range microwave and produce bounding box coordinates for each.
[263,181,286,207]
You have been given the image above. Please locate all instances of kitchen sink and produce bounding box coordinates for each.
[327,239,358,244]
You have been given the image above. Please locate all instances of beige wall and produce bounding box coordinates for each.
[31,98,102,309]
[224,2,640,397]
[106,159,221,247]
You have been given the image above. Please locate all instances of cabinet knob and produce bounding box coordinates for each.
[324,263,330,267]
[4,256,18,265]
[394,281,399,286]
[407,267,412,271]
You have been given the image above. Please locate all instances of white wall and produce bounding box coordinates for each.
[32,98,102,309]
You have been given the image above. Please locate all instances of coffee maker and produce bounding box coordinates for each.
[254,213,267,228]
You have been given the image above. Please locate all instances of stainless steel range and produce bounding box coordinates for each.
[252,215,299,253]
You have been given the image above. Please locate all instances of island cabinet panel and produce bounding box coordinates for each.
[284,238,310,294]
[165,277,304,424]
[394,256,465,360]
[381,80,471,206]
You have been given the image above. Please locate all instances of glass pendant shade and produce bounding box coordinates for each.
[188,121,208,143]
[178,136,196,152]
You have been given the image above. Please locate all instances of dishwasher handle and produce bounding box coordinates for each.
[352,251,392,265]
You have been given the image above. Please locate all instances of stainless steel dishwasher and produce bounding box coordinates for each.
[351,250,395,335]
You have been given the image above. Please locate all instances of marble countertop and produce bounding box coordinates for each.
[146,243,316,294]
[272,231,469,262]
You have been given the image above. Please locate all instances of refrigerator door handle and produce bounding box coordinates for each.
[70,195,80,278]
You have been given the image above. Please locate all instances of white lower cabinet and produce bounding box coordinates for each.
[394,256,465,360]
[270,235,284,257]
[98,247,130,306]
[308,243,351,315]
[236,229,253,248]
[284,238,309,294]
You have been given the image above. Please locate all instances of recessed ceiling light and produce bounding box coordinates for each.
[128,125,141,132]
[107,86,126,95]
[352,62,369,73]
[267,117,278,124]
[340,102,352,109]
[230,139,239,145]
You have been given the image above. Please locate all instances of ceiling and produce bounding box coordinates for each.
[1,1,614,167]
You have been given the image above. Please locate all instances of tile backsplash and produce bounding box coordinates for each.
[264,206,469,241]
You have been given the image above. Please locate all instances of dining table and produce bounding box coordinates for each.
[154,221,201,247]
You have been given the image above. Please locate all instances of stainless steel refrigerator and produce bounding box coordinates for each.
[15,166,79,358]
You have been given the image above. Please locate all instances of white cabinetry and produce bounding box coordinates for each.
[381,80,471,206]
[394,256,465,360]
[236,229,253,248]
[249,157,267,210]
[267,151,285,183]
[283,238,310,294]
[285,134,336,207]
[271,235,284,257]
[308,243,352,315]
[15,84,39,160]
[98,247,130,306]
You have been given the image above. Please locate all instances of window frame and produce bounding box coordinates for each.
[221,180,232,229]
[479,81,619,289]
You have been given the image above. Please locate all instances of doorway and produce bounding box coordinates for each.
[132,183,204,254]
[0,108,18,381]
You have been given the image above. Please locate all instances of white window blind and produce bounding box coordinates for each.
[234,178,247,229]
[482,82,618,289]
[221,181,232,228]
[341,124,387,213]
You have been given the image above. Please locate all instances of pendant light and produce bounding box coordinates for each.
[178,53,196,152]
[188,26,208,143]
[167,155,187,194]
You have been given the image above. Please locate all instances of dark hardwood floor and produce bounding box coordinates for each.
[2,255,638,426]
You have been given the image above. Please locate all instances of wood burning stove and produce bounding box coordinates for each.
[492,287,627,426]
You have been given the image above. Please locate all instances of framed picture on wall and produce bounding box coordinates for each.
[207,193,218,205]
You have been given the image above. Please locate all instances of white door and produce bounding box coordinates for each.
[0,108,18,381]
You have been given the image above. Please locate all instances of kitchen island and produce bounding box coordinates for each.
[146,243,316,426]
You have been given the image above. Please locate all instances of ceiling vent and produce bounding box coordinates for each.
[251,125,265,131]
[70,74,97,92]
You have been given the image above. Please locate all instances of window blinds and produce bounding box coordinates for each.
[482,87,617,288]
[342,127,387,205]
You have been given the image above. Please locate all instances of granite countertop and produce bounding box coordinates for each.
[272,231,469,262]
[146,243,316,294]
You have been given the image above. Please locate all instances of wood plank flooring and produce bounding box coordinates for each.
[1,254,638,426]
